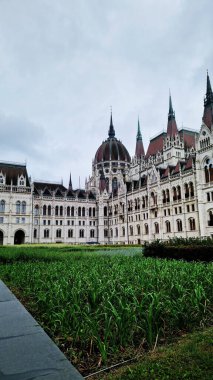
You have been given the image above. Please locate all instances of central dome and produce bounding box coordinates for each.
[94,114,131,164]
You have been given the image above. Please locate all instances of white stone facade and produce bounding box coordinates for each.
[0,74,213,245]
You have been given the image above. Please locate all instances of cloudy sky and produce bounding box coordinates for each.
[0,0,212,188]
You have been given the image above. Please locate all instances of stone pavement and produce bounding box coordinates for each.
[0,280,83,380]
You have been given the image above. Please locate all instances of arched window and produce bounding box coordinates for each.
[104,229,108,237]
[90,229,95,238]
[16,201,21,214]
[44,229,49,238]
[93,208,96,217]
[173,187,177,201]
[177,219,182,232]
[55,206,59,216]
[0,200,5,213]
[68,229,73,238]
[110,228,113,238]
[189,182,194,197]
[71,206,74,216]
[122,226,125,236]
[89,207,92,217]
[185,183,189,199]
[67,206,70,217]
[137,224,140,235]
[166,189,170,202]
[56,229,61,238]
[144,223,149,235]
[33,229,37,238]
[48,205,51,216]
[165,220,171,233]
[129,225,133,236]
[82,207,85,217]
[142,196,145,208]
[189,218,196,231]
[78,207,81,217]
[112,177,117,191]
[34,205,39,216]
[21,201,26,214]
[177,185,181,200]
[208,211,213,226]
[79,229,84,238]
[43,205,47,216]
[162,190,166,203]
[154,222,159,234]
[115,227,118,237]
[60,206,63,216]
[104,206,108,216]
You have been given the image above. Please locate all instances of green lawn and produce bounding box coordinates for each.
[0,245,212,377]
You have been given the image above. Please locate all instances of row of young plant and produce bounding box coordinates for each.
[144,237,213,261]
[0,248,212,373]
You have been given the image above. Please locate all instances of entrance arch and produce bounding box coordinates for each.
[14,230,25,245]
[0,230,3,245]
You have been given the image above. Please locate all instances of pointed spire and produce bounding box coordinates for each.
[136,117,142,140]
[135,117,145,157]
[203,71,213,129]
[108,110,115,138]
[204,70,213,106]
[68,172,72,190]
[167,91,178,137]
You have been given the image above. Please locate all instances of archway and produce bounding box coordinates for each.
[0,230,3,245]
[14,230,25,245]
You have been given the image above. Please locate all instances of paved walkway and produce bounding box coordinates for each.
[0,280,83,380]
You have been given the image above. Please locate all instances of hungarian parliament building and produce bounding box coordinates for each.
[0,73,213,245]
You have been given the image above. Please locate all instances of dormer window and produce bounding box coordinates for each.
[19,175,25,187]
[0,174,5,185]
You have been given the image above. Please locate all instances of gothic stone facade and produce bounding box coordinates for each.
[0,74,213,245]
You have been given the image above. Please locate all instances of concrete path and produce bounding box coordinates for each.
[0,280,83,380]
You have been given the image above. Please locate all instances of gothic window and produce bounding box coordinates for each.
[162,190,166,204]
[79,229,84,238]
[144,223,149,235]
[129,225,133,236]
[177,185,181,200]
[189,182,194,197]
[137,224,140,235]
[177,219,182,232]
[16,201,21,214]
[104,229,108,237]
[112,177,117,191]
[166,189,170,202]
[184,183,189,199]
[154,222,159,234]
[122,226,125,236]
[104,206,108,217]
[208,211,213,226]
[56,229,61,238]
[48,205,51,216]
[0,200,5,213]
[67,206,70,217]
[89,207,92,217]
[68,229,73,238]
[82,207,85,217]
[55,206,59,216]
[22,201,26,214]
[110,228,113,238]
[173,187,177,201]
[34,205,39,216]
[115,228,118,237]
[78,207,81,217]
[43,205,47,216]
[189,218,196,231]
[165,220,171,233]
[60,206,63,216]
[90,229,95,238]
[71,206,74,216]
[19,176,25,186]
[93,208,95,217]
[44,229,49,238]
[34,229,37,238]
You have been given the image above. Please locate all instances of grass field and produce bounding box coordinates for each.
[0,245,212,376]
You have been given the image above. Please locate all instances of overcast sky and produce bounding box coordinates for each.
[0,0,212,188]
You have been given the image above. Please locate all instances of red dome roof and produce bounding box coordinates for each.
[94,137,131,164]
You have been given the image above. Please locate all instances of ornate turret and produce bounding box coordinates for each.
[167,93,178,137]
[135,118,145,157]
[203,71,213,129]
